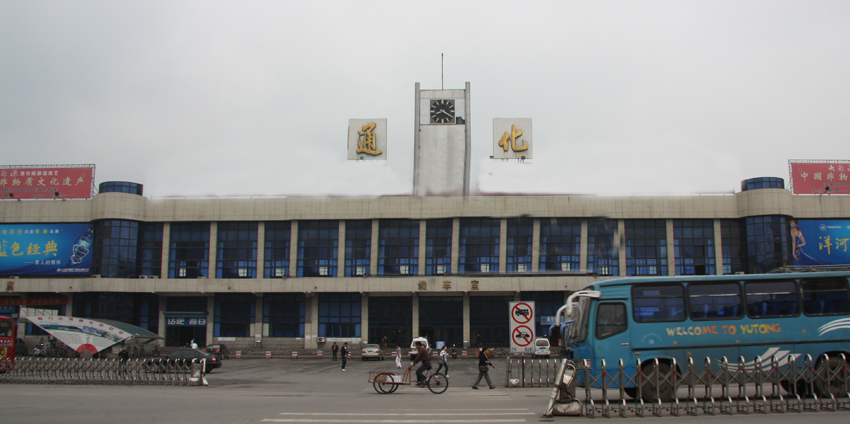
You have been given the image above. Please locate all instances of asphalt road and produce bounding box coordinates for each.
[1,357,848,424]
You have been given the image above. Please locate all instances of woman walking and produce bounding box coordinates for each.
[436,345,449,377]
[472,347,495,389]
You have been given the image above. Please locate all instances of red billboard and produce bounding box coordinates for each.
[789,161,850,195]
[0,165,94,200]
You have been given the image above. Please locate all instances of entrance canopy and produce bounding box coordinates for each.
[24,315,161,355]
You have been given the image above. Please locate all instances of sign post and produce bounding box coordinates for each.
[509,301,535,354]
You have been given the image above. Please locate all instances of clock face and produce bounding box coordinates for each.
[430,99,455,124]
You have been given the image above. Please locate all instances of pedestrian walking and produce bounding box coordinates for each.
[331,342,338,361]
[118,346,129,363]
[340,342,349,371]
[436,345,449,377]
[395,344,402,369]
[472,346,495,390]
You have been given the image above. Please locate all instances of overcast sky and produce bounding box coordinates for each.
[2,1,848,198]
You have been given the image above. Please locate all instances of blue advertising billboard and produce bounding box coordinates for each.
[0,223,93,276]
[791,219,850,266]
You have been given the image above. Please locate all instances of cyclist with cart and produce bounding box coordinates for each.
[410,341,431,387]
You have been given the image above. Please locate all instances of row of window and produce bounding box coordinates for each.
[92,217,790,279]
[632,278,850,323]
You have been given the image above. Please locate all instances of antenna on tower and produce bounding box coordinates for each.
[441,53,444,89]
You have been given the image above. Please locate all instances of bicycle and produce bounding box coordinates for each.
[368,365,449,394]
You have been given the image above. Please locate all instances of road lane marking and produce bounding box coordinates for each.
[263,420,526,423]
[276,412,534,416]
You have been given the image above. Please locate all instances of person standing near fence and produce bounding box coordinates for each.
[331,342,338,361]
[472,346,495,389]
[340,342,349,371]
[436,345,449,377]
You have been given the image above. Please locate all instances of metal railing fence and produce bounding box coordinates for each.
[504,356,561,387]
[0,357,208,386]
[543,354,850,418]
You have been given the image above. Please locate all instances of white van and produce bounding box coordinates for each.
[408,337,430,361]
[532,337,550,358]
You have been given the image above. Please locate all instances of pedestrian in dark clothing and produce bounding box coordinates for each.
[118,346,129,363]
[340,343,349,371]
[331,342,338,361]
[410,341,431,386]
[472,347,495,389]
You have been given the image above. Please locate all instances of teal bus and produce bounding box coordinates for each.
[558,270,850,400]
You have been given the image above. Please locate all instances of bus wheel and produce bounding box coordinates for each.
[640,362,675,402]
[623,387,638,399]
[814,356,848,397]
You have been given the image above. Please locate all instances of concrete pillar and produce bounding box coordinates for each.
[158,295,167,340]
[412,295,420,338]
[462,293,470,347]
[370,219,379,276]
[206,295,214,345]
[714,219,724,275]
[418,220,427,276]
[307,294,319,349]
[666,219,675,276]
[338,221,346,277]
[289,221,299,277]
[618,220,627,276]
[254,294,264,337]
[257,222,265,278]
[361,294,369,343]
[531,219,541,272]
[580,219,589,272]
[499,218,507,273]
[161,223,171,278]
[451,218,460,274]
[208,222,218,278]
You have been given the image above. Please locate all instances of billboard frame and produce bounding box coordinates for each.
[0,164,95,200]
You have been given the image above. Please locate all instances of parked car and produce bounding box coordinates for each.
[204,344,231,360]
[361,344,384,360]
[408,337,430,361]
[146,348,221,373]
[15,338,27,356]
[532,337,550,359]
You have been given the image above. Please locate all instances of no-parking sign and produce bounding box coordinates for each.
[509,301,535,354]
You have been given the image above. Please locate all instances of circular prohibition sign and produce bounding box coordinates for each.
[512,325,534,347]
[511,302,534,325]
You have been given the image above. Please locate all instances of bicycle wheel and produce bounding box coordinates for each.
[373,373,396,394]
[427,373,449,394]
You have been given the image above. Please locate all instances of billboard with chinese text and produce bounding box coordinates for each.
[348,119,387,160]
[789,161,850,195]
[24,316,130,355]
[493,118,533,160]
[791,219,850,266]
[0,165,94,199]
[0,223,94,276]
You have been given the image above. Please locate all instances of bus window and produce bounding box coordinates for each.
[571,297,592,344]
[596,303,627,339]
[688,283,742,320]
[0,318,13,337]
[745,281,799,318]
[632,285,685,322]
[802,278,850,316]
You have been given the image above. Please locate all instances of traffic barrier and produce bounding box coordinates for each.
[538,354,850,418]
[235,351,241,359]
[265,351,272,359]
[292,351,298,359]
[317,351,323,359]
[0,357,208,386]
[505,356,560,387]
[461,351,467,359]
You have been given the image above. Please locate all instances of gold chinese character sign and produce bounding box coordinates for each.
[348,119,388,160]
[492,118,532,159]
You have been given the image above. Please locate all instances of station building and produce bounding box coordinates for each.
[2,176,848,353]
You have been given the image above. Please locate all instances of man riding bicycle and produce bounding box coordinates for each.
[410,341,431,387]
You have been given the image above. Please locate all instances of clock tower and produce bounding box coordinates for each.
[413,82,471,197]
